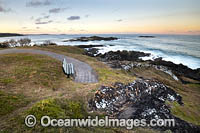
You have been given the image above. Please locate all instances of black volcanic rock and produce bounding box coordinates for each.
[85,48,200,82]
[99,50,150,62]
[85,48,100,57]
[150,59,200,82]
[64,36,118,42]
[76,45,104,48]
[139,36,155,38]
[89,79,200,132]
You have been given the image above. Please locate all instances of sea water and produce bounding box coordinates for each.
[0,34,200,69]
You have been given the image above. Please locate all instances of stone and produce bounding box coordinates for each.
[64,36,118,42]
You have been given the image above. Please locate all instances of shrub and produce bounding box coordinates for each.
[9,39,17,47]
[0,41,9,48]
[41,40,57,46]
[18,38,31,47]
[26,99,65,119]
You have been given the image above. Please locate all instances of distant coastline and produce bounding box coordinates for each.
[0,33,24,37]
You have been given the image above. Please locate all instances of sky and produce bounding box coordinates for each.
[0,0,200,34]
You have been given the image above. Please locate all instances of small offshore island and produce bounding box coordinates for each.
[64,36,118,42]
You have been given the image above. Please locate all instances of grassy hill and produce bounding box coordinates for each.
[0,46,199,133]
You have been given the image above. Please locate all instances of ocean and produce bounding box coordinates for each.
[0,34,200,69]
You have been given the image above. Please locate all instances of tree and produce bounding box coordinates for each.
[18,38,31,47]
[0,41,9,48]
[9,39,17,47]
[42,40,57,46]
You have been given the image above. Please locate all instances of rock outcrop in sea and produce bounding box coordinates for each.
[138,35,155,38]
[64,36,118,42]
[99,50,150,62]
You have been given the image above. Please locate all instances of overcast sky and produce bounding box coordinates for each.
[0,0,200,34]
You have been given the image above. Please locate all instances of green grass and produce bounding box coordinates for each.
[58,99,88,119]
[10,98,169,133]
[166,101,200,125]
[0,78,15,85]
[0,91,29,116]
[9,98,114,133]
[27,99,66,119]
[26,98,89,120]
[0,54,64,89]
[1,46,199,132]
[187,83,200,93]
[0,46,137,132]
[34,45,85,55]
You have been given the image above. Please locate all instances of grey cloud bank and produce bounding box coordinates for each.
[26,0,51,7]
[67,16,80,20]
[49,8,67,13]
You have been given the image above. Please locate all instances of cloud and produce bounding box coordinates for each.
[85,14,90,18]
[49,8,67,13]
[68,28,75,32]
[35,15,52,24]
[35,20,53,24]
[116,19,123,22]
[35,17,42,22]
[188,30,200,33]
[30,16,34,20]
[43,15,50,19]
[67,16,80,21]
[0,6,6,12]
[80,29,88,32]
[0,1,12,13]
[26,0,51,7]
[22,27,27,29]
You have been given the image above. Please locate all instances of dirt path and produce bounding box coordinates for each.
[0,48,98,83]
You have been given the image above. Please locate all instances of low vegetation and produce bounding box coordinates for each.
[0,39,58,48]
[40,40,57,46]
[0,48,135,132]
[0,91,29,116]
[0,46,199,133]
[0,38,31,48]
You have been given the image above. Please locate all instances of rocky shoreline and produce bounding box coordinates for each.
[84,46,200,132]
[85,48,200,83]
[89,79,200,132]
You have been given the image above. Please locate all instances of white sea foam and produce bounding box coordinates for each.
[1,34,200,69]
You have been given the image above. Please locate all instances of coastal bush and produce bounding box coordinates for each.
[41,40,57,46]
[0,41,9,48]
[57,99,88,119]
[18,38,31,47]
[9,39,17,47]
[26,99,65,119]
[0,39,18,48]
[26,99,88,120]
[0,39,58,48]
